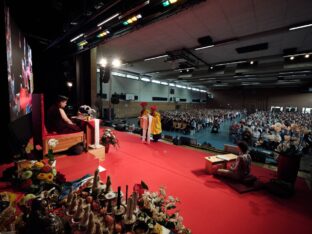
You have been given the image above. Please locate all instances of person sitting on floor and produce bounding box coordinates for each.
[46,95,82,134]
[214,141,252,181]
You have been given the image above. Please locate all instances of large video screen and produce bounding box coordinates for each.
[5,7,33,122]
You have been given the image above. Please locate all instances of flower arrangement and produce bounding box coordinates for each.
[137,186,191,234]
[47,139,59,163]
[79,105,96,117]
[101,129,119,148]
[275,135,305,158]
[11,160,66,193]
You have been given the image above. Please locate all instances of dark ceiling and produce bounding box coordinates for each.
[7,0,312,90]
[7,0,203,51]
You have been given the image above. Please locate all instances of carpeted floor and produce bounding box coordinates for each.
[1,129,311,234]
[98,130,312,234]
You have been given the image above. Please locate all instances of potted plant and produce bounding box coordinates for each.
[101,129,119,153]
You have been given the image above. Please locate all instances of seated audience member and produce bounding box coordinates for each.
[214,141,252,181]
[46,95,81,134]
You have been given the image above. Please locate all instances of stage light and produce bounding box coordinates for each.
[123,14,142,26]
[305,54,310,58]
[112,58,121,68]
[250,61,254,65]
[77,40,88,47]
[162,1,170,7]
[163,0,179,7]
[100,58,107,67]
[290,56,295,60]
[67,81,73,87]
[97,30,110,38]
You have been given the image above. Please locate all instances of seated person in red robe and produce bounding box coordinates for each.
[46,95,81,134]
[214,141,252,181]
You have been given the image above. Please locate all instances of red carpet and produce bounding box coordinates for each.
[99,130,312,234]
[1,130,311,234]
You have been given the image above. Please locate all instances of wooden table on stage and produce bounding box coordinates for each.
[205,156,226,174]
[72,116,97,147]
[216,153,238,168]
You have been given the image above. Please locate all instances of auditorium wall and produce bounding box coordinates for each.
[97,73,206,103]
[100,100,207,118]
[209,88,312,111]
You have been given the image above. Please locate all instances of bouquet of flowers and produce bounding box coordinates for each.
[10,159,66,193]
[101,129,119,148]
[275,135,305,158]
[47,139,59,163]
[137,186,191,234]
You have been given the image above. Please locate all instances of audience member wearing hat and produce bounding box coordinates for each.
[150,105,162,142]
[47,95,81,134]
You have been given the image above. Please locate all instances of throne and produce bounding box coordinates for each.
[32,94,84,156]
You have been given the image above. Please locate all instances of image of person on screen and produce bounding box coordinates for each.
[47,95,81,134]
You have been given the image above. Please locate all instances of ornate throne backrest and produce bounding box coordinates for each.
[32,93,84,156]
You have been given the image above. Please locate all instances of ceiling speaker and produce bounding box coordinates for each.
[197,35,213,45]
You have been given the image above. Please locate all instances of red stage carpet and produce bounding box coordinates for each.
[1,130,311,234]
[99,130,312,234]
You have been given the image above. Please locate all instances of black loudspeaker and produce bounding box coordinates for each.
[180,136,197,146]
[100,66,111,83]
[170,88,175,94]
[198,35,213,45]
[111,94,120,104]
[103,108,115,120]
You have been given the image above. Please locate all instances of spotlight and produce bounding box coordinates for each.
[100,58,107,67]
[250,61,254,65]
[290,56,295,60]
[305,54,310,58]
[67,81,73,87]
[112,58,121,68]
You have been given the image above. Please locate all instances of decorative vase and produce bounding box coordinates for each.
[105,144,110,153]
[48,159,56,168]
